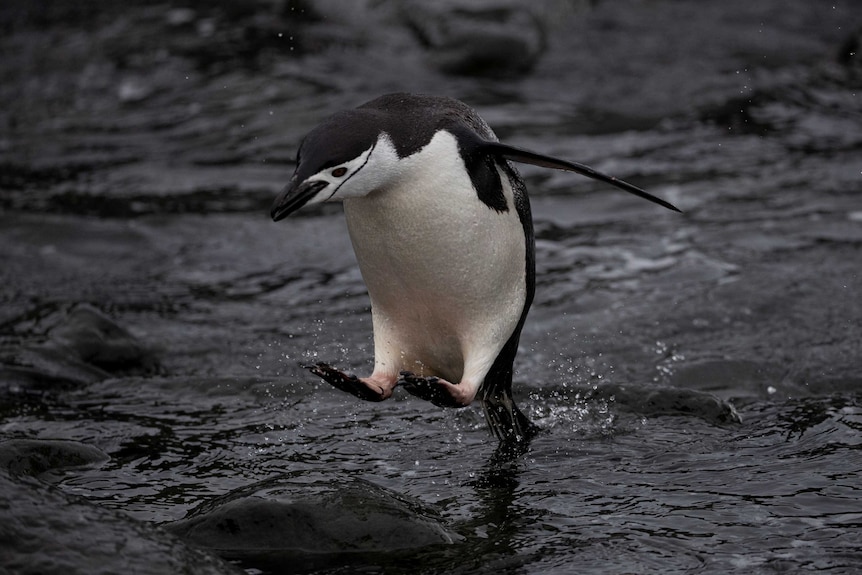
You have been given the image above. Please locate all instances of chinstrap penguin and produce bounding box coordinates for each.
[271,93,679,443]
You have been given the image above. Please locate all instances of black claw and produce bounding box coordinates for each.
[304,362,384,402]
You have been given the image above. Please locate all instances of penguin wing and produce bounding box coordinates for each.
[447,121,680,213]
[485,141,681,213]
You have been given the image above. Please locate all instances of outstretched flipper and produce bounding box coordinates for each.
[445,121,681,213]
[485,141,681,213]
[304,362,388,402]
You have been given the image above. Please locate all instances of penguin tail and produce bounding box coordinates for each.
[480,386,540,444]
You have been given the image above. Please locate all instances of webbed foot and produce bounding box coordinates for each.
[398,370,471,408]
[304,362,388,402]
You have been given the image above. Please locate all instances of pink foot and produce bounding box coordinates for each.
[305,362,391,402]
[398,371,473,408]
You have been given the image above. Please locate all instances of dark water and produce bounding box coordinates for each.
[2,1,862,573]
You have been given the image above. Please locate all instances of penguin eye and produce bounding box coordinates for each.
[331,167,348,177]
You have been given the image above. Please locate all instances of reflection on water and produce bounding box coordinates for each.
[2,0,862,573]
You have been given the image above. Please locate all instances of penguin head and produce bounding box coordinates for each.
[271,111,401,221]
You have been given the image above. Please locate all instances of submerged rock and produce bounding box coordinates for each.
[45,304,157,372]
[1,304,159,395]
[0,438,109,478]
[0,472,239,575]
[402,2,546,77]
[167,472,462,571]
[588,382,742,425]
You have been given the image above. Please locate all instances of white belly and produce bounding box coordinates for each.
[343,132,526,384]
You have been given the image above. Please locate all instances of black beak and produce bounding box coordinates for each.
[270,179,328,221]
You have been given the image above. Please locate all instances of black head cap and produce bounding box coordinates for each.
[270,110,385,221]
[294,110,384,182]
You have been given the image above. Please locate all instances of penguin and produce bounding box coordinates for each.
[270,93,679,443]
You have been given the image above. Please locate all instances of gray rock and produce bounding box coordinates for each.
[46,304,157,372]
[1,304,159,394]
[0,472,239,575]
[402,2,546,77]
[167,472,462,570]
[588,382,742,425]
[0,438,109,478]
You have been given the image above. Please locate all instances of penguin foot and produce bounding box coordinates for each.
[398,371,471,408]
[304,362,389,402]
[481,392,541,444]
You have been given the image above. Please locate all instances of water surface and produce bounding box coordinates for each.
[2,1,861,573]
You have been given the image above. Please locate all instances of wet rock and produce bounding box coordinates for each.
[402,2,545,77]
[0,304,158,395]
[167,472,462,571]
[0,471,240,575]
[0,361,102,394]
[588,382,742,425]
[0,438,109,478]
[7,346,112,390]
[45,304,157,372]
